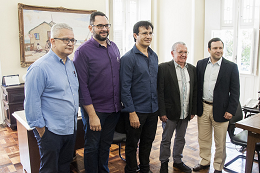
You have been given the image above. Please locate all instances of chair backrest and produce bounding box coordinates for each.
[227,103,243,138]
[229,103,243,125]
[115,112,127,134]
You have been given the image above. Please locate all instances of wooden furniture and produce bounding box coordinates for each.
[236,113,260,173]
[1,84,24,130]
[13,110,84,173]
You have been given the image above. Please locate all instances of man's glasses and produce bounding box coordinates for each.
[91,24,111,29]
[54,38,77,45]
[175,51,189,56]
[139,32,154,37]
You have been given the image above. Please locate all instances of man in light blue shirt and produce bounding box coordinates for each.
[24,23,79,173]
[194,38,239,173]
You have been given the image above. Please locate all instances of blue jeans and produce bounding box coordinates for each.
[33,127,76,173]
[81,107,120,173]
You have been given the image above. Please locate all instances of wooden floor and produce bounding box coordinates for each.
[0,116,259,173]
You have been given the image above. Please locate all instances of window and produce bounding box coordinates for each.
[34,33,40,40]
[222,0,233,26]
[111,0,151,55]
[213,0,259,74]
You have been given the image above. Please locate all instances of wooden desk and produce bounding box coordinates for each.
[236,113,260,173]
[13,110,84,173]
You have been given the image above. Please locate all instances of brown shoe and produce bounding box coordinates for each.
[214,170,222,173]
[193,164,210,171]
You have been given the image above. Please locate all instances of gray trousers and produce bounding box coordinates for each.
[159,118,189,164]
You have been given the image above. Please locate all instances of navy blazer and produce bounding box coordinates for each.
[157,61,197,121]
[196,57,240,122]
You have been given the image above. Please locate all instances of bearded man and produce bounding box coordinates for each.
[73,11,121,173]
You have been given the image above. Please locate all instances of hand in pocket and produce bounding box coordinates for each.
[36,126,46,138]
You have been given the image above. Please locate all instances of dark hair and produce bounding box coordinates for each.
[133,21,154,42]
[90,11,108,25]
[208,37,224,49]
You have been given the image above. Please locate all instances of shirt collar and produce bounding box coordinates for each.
[173,60,188,69]
[90,36,111,47]
[49,48,70,64]
[133,44,154,56]
[208,57,222,66]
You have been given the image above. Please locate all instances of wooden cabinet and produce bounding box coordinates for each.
[2,84,25,129]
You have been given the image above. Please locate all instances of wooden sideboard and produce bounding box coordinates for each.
[1,84,25,129]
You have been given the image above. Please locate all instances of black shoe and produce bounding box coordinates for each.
[160,162,168,173]
[214,170,222,173]
[193,164,210,171]
[173,162,191,173]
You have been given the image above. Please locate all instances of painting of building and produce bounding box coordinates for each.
[28,21,55,51]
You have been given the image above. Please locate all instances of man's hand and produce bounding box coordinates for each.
[160,115,168,122]
[84,104,101,131]
[89,114,101,131]
[224,112,233,120]
[190,115,195,120]
[129,112,140,129]
[35,126,45,138]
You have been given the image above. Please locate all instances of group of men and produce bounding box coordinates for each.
[24,11,240,173]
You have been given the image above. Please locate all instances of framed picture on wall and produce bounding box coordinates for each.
[18,3,95,67]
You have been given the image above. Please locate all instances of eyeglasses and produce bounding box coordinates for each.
[174,51,189,56]
[139,32,154,37]
[91,24,111,29]
[54,38,77,45]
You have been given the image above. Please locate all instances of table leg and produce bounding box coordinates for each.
[245,132,260,173]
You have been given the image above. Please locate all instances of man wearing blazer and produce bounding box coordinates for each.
[193,38,240,173]
[158,42,197,173]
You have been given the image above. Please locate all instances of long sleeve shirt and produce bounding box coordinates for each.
[203,57,222,102]
[73,37,121,113]
[120,45,158,113]
[174,61,190,119]
[24,49,79,135]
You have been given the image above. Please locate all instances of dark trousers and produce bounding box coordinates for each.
[81,108,120,173]
[33,127,76,173]
[124,111,158,173]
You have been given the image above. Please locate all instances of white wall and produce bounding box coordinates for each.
[204,0,221,57]
[155,0,205,65]
[191,0,205,64]
[0,0,107,124]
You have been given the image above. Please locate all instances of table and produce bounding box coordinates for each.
[13,110,84,173]
[236,113,260,173]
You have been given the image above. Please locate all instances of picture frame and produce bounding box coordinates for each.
[2,75,20,86]
[18,3,95,67]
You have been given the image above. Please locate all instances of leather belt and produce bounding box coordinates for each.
[203,100,213,105]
